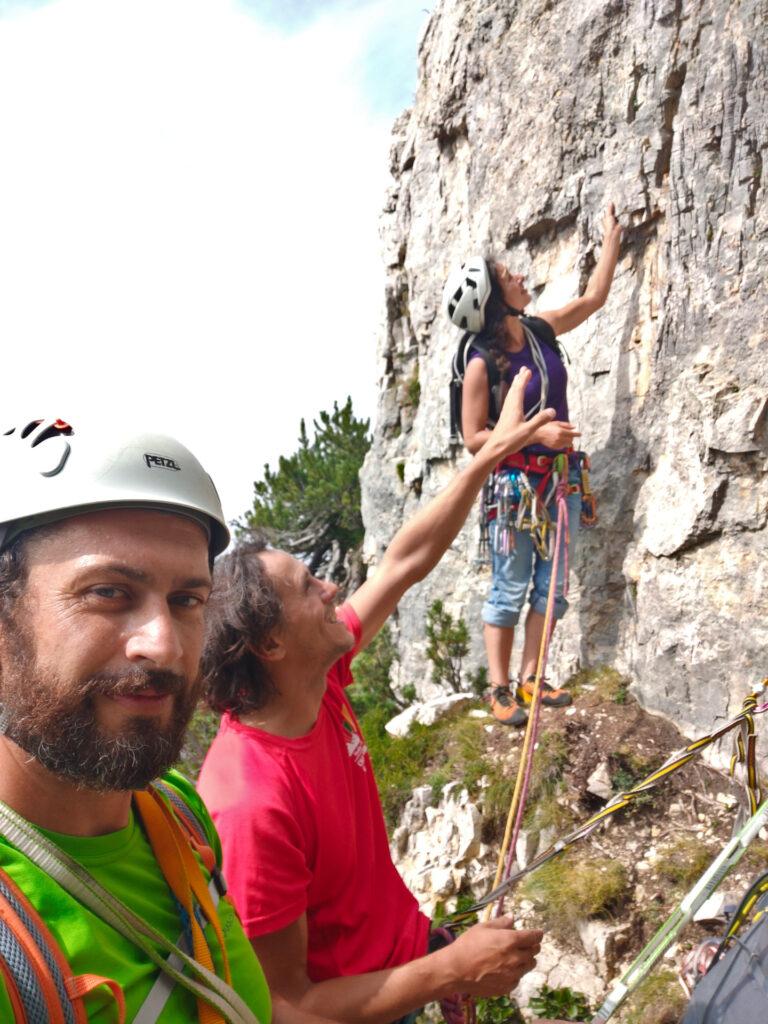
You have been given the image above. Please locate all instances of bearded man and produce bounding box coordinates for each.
[0,417,334,1024]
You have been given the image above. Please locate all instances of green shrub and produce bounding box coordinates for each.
[347,625,402,719]
[654,837,715,888]
[179,705,221,780]
[406,370,421,408]
[529,984,592,1021]
[467,665,489,697]
[567,665,629,703]
[358,706,444,829]
[426,599,470,692]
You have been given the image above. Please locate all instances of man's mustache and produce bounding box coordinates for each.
[82,669,188,699]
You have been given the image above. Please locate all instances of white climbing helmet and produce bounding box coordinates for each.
[0,418,230,556]
[442,255,492,333]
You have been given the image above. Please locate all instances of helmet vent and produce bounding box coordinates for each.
[31,421,74,447]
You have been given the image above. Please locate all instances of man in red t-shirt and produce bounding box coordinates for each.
[198,369,552,1023]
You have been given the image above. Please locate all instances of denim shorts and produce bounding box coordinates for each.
[482,468,582,629]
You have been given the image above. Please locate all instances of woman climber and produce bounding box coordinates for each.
[444,204,622,726]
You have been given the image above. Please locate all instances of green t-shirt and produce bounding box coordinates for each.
[0,770,271,1023]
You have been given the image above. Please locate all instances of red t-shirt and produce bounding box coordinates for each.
[197,604,430,982]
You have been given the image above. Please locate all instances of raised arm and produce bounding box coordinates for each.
[348,367,555,649]
[539,203,622,336]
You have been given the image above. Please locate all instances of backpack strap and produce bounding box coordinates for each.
[520,315,564,360]
[449,333,503,442]
[0,864,126,1024]
[0,793,260,1024]
[152,780,226,897]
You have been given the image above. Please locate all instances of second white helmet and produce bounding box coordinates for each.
[442,255,491,333]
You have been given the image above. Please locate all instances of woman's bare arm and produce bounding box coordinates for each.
[539,203,622,336]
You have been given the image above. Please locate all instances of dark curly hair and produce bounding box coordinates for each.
[202,533,284,716]
[0,530,51,626]
[475,257,517,377]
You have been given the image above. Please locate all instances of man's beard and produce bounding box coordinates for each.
[0,623,200,791]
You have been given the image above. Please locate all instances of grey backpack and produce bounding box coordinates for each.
[681,894,768,1022]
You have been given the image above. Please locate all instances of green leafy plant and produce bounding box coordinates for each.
[467,665,489,697]
[240,397,370,588]
[475,995,524,1023]
[346,625,403,719]
[426,599,470,692]
[406,369,421,408]
[608,748,654,808]
[179,705,221,780]
[529,984,592,1021]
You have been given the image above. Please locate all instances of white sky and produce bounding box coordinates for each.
[0,0,431,524]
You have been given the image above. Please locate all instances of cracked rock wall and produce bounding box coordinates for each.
[360,0,768,733]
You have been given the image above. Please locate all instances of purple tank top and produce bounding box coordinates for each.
[469,318,569,455]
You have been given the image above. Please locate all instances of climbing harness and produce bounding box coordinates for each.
[0,782,262,1024]
[449,686,768,926]
[480,450,590,562]
[483,456,571,921]
[590,799,768,1023]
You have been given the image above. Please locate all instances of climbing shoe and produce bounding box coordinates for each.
[489,685,528,727]
[516,675,573,708]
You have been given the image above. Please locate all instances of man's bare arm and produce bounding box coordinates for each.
[252,913,542,1024]
[349,367,554,649]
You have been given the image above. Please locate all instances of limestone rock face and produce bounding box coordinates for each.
[360,0,768,732]
[390,782,491,918]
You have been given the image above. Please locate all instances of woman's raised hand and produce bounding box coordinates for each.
[603,201,622,244]
[490,367,555,455]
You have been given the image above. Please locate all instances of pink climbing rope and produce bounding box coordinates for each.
[492,458,570,916]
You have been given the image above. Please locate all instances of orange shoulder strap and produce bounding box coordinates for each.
[0,865,125,1024]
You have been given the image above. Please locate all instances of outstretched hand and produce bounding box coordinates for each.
[488,367,555,456]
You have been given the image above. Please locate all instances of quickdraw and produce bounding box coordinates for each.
[579,453,598,528]
[448,685,768,927]
[480,450,594,562]
[484,452,573,557]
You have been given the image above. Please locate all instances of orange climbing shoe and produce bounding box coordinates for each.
[489,685,528,726]
[516,675,573,708]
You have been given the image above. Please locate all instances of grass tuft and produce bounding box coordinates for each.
[521,851,629,934]
[623,969,687,1024]
[653,836,716,889]
[567,665,630,703]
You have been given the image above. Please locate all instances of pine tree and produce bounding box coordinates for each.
[241,398,371,589]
